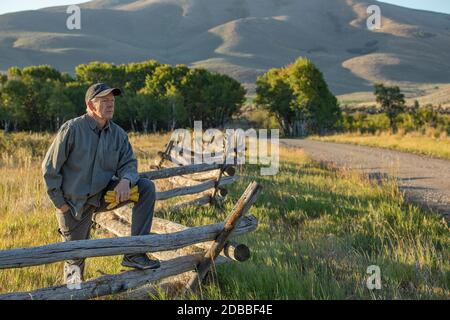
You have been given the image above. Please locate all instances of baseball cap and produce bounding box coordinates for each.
[85,83,121,103]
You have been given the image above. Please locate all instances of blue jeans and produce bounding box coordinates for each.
[56,178,156,283]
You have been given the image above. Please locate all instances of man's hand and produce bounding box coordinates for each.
[58,203,71,214]
[114,178,131,203]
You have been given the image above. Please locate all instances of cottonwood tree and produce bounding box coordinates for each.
[374,83,405,133]
[256,57,340,136]
[256,68,295,135]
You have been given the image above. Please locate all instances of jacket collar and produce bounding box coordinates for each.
[85,113,110,131]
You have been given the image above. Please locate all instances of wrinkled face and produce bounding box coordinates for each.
[88,93,115,120]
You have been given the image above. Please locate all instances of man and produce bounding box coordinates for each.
[42,83,160,285]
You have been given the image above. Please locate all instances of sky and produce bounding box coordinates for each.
[378,0,450,14]
[0,0,449,15]
[0,1,91,15]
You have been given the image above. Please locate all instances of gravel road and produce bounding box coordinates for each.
[280,139,450,220]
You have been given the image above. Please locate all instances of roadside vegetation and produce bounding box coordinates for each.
[250,77,450,159]
[311,130,450,160]
[310,85,450,160]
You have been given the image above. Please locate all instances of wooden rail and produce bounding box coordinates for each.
[0,215,257,270]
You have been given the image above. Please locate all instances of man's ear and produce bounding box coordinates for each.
[87,100,95,113]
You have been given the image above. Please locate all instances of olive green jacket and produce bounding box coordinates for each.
[41,113,139,219]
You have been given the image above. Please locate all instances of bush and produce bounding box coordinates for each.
[247,108,281,130]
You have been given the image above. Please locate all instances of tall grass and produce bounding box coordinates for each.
[0,132,448,299]
[311,131,450,160]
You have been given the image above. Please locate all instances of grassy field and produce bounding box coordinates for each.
[0,132,448,299]
[311,131,450,160]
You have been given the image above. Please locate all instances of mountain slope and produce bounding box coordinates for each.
[0,0,449,95]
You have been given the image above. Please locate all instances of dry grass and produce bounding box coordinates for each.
[0,131,448,299]
[311,130,450,160]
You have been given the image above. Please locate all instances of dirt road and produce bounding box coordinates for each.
[280,139,450,219]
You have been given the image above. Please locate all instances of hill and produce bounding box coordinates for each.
[1,0,450,95]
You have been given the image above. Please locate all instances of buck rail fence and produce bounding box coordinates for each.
[0,133,262,300]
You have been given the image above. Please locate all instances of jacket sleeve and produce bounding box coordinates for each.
[41,122,73,209]
[116,134,140,186]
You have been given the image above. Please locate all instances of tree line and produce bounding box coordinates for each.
[0,61,246,132]
[1,57,352,135]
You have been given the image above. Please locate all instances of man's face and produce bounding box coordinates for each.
[89,93,115,120]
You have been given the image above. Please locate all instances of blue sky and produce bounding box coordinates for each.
[0,0,449,15]
[378,0,450,14]
[0,1,91,15]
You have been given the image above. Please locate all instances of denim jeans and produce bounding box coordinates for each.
[56,178,156,283]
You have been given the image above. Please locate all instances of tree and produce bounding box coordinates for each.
[1,80,28,131]
[7,67,22,79]
[0,74,7,86]
[288,58,340,135]
[143,64,190,128]
[133,92,166,133]
[45,82,76,130]
[256,57,340,136]
[180,68,245,128]
[64,82,89,116]
[374,83,405,132]
[113,92,139,131]
[122,60,160,92]
[180,68,210,127]
[75,61,125,88]
[206,73,246,127]
[164,84,186,130]
[22,65,63,82]
[256,68,295,135]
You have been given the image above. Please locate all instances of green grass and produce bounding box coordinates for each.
[0,132,448,299]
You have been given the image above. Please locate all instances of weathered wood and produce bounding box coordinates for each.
[111,195,212,226]
[156,160,235,179]
[101,211,250,262]
[156,176,237,201]
[0,253,229,300]
[140,163,233,181]
[216,188,228,198]
[94,213,197,263]
[0,215,258,269]
[223,242,251,262]
[170,149,226,165]
[168,175,201,187]
[160,151,191,166]
[156,140,174,168]
[94,212,130,237]
[93,212,227,300]
[171,146,223,158]
[169,195,212,212]
[169,168,235,187]
[183,170,221,181]
[185,181,262,293]
[115,256,231,300]
[165,149,223,166]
